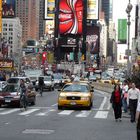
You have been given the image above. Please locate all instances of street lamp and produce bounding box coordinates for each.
[126,0,133,77]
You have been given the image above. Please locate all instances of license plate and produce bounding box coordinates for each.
[70,102,76,105]
[5,99,11,103]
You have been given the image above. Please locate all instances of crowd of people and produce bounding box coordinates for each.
[110,81,140,139]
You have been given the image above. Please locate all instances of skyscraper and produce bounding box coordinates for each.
[16,0,40,43]
[101,0,110,25]
[39,0,45,40]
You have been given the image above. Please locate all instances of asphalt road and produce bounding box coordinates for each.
[0,89,137,140]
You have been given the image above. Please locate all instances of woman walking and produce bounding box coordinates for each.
[110,84,122,122]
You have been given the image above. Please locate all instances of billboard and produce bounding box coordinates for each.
[44,0,55,19]
[87,0,99,20]
[0,0,2,33]
[2,0,15,18]
[86,26,99,54]
[118,19,127,44]
[59,0,83,35]
[0,59,13,69]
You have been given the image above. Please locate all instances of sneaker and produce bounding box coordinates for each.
[119,118,122,122]
[115,119,118,122]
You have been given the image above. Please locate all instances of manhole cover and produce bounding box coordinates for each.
[22,129,54,135]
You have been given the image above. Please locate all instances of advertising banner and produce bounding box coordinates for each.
[118,19,127,44]
[44,0,55,19]
[0,59,13,68]
[87,0,99,20]
[86,26,99,54]
[2,0,15,18]
[59,0,83,35]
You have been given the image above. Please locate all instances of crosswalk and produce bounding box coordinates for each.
[0,107,110,119]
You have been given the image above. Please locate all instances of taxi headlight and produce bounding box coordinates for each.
[81,97,90,100]
[59,96,66,100]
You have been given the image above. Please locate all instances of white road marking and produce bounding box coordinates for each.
[22,129,54,135]
[76,111,91,117]
[99,97,107,110]
[0,108,5,111]
[51,103,58,107]
[94,111,109,119]
[18,109,39,115]
[35,109,56,116]
[58,110,74,115]
[0,108,20,115]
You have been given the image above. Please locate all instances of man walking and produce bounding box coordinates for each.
[127,83,140,123]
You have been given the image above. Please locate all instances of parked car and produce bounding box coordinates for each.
[0,84,36,107]
[53,73,63,88]
[7,76,32,87]
[88,75,97,82]
[35,75,54,91]
[58,81,94,110]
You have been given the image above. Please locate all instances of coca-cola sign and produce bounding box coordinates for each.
[59,0,83,35]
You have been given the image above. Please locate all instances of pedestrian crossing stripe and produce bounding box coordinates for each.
[0,108,20,115]
[0,107,111,119]
[58,110,74,115]
[94,111,109,119]
[75,111,91,118]
[19,109,39,115]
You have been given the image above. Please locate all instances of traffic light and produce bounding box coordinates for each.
[42,52,47,64]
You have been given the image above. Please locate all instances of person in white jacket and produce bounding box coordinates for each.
[127,83,140,123]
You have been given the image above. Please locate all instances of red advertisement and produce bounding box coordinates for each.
[59,0,83,35]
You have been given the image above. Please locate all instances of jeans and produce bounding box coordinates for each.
[122,98,127,112]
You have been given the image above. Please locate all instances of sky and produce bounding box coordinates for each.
[112,0,137,63]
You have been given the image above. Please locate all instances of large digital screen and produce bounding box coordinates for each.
[87,0,99,20]
[86,26,99,54]
[59,0,83,35]
[2,0,15,18]
[44,0,55,19]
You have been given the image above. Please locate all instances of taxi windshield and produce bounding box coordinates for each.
[62,84,89,92]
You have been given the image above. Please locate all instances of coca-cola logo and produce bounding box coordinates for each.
[59,0,83,35]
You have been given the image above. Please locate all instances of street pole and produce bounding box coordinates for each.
[126,0,133,78]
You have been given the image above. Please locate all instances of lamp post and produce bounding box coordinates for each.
[126,0,133,77]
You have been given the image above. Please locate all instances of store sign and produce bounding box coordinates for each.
[44,0,55,19]
[59,0,83,35]
[0,60,13,68]
[87,0,99,20]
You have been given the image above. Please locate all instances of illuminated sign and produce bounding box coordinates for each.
[2,0,15,18]
[87,0,99,20]
[44,0,55,19]
[86,26,99,54]
[0,60,13,68]
[59,0,83,35]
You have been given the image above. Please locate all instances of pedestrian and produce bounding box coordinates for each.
[136,100,140,140]
[122,80,129,113]
[110,84,122,122]
[127,83,140,123]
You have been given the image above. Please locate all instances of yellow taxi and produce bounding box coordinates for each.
[100,76,112,84]
[57,81,93,110]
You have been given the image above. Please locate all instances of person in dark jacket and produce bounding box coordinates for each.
[110,84,122,122]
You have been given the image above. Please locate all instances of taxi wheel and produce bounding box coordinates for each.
[31,97,36,105]
[58,105,63,110]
